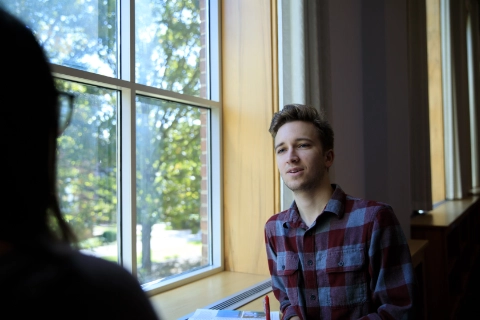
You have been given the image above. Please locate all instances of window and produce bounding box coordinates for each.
[4,0,222,294]
[466,12,480,195]
[426,0,480,204]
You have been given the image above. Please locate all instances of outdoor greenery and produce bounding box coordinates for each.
[5,0,206,283]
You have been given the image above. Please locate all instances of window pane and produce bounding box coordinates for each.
[8,0,220,290]
[4,1,118,77]
[135,0,207,98]
[55,79,118,262]
[136,96,210,285]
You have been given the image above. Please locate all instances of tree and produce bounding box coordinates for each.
[136,98,202,274]
[5,0,205,281]
[56,81,117,242]
[134,0,203,278]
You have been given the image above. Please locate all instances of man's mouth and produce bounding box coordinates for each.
[287,168,303,174]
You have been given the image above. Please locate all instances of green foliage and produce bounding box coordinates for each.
[137,258,202,284]
[101,230,117,244]
[136,97,203,239]
[4,0,119,76]
[79,237,103,250]
[135,0,201,95]
[55,80,118,242]
[7,0,206,276]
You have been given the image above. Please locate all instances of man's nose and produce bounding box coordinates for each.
[287,149,299,163]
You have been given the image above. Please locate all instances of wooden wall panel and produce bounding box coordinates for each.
[222,0,278,275]
[426,0,446,204]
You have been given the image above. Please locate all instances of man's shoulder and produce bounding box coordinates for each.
[267,209,290,223]
[339,196,401,233]
[343,194,394,217]
[265,209,292,233]
[333,184,391,209]
[345,194,391,207]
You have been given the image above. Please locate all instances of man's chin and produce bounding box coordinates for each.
[284,181,318,193]
[284,182,302,192]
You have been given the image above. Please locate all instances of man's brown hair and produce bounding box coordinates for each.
[269,103,334,151]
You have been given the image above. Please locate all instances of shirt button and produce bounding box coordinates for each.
[310,295,316,300]
[338,261,344,267]
[307,260,313,266]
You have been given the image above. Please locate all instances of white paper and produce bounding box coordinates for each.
[187,309,280,320]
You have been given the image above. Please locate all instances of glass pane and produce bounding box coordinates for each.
[136,96,210,285]
[55,79,118,262]
[135,0,207,98]
[4,1,118,77]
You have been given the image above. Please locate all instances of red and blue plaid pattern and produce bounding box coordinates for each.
[265,184,416,320]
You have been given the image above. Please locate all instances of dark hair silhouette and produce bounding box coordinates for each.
[0,6,76,247]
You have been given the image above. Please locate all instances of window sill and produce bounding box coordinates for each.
[149,271,272,320]
[410,196,480,227]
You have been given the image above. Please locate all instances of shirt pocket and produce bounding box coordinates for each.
[324,248,367,307]
[277,252,299,276]
[276,252,300,306]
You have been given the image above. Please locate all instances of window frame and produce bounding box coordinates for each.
[48,0,224,295]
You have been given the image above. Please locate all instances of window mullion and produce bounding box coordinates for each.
[119,0,137,274]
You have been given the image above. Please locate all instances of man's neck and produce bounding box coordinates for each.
[294,180,334,227]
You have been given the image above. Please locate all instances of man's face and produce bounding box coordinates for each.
[274,121,332,193]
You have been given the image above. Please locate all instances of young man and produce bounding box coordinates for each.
[264,104,416,319]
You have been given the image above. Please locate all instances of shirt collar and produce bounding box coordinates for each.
[283,184,346,228]
[324,184,346,219]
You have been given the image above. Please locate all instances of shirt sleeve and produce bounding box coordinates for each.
[264,220,299,320]
[359,205,417,320]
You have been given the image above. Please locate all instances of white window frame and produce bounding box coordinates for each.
[50,0,224,294]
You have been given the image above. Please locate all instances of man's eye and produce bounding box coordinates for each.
[299,144,309,148]
[277,148,285,154]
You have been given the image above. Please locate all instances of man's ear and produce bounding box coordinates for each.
[324,149,334,168]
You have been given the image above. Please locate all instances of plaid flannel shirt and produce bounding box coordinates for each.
[264,184,416,320]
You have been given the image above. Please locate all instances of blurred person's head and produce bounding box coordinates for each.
[0,6,75,248]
